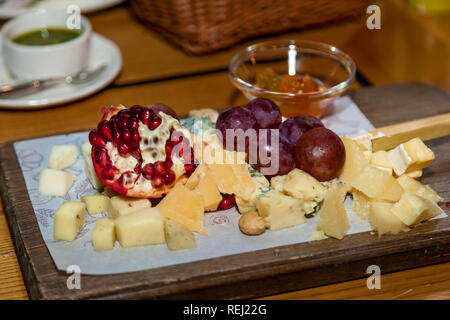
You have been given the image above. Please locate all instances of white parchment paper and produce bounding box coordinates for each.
[13,97,446,275]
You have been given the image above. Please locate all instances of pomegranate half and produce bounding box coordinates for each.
[89,104,196,198]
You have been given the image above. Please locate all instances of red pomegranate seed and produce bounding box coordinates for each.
[123,130,131,143]
[130,105,143,115]
[119,117,129,130]
[101,166,115,180]
[129,118,139,131]
[93,148,109,167]
[118,142,130,155]
[163,171,176,185]
[154,161,167,175]
[218,194,236,210]
[141,109,152,124]
[89,129,106,148]
[131,132,140,145]
[151,175,164,188]
[148,117,162,130]
[142,163,155,180]
[112,131,121,144]
[98,120,112,141]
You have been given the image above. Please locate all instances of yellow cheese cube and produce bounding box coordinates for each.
[396,174,443,203]
[255,190,305,230]
[351,189,371,220]
[369,202,409,237]
[81,194,110,215]
[352,166,403,202]
[54,201,86,241]
[317,182,349,239]
[391,192,427,226]
[338,137,370,185]
[402,138,435,170]
[38,168,77,197]
[391,192,440,226]
[92,218,115,251]
[164,218,196,251]
[274,168,327,202]
[158,183,206,234]
[108,195,151,219]
[115,208,165,248]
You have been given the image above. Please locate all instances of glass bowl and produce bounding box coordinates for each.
[229,40,356,118]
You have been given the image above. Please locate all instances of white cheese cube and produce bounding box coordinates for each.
[48,145,78,170]
[54,201,86,241]
[108,195,152,219]
[115,208,165,248]
[38,168,77,197]
[387,144,413,176]
[92,218,115,251]
[346,130,373,152]
[81,194,110,215]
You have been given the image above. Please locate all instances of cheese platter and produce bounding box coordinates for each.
[0,83,449,299]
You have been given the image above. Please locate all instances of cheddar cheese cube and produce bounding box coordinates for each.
[115,208,165,248]
[92,218,115,251]
[108,195,151,219]
[54,201,86,241]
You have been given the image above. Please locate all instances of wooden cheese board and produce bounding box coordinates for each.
[0,83,449,300]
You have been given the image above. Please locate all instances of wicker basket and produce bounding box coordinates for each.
[129,0,369,54]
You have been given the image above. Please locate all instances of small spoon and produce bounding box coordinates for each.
[0,64,107,97]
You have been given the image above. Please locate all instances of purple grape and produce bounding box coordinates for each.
[216,106,257,152]
[279,115,324,151]
[248,129,295,178]
[246,98,282,129]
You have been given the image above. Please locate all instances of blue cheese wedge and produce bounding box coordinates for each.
[255,189,306,230]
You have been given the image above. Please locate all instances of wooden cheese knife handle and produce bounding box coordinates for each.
[370,113,450,152]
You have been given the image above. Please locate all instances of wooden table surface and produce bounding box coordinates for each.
[0,0,449,300]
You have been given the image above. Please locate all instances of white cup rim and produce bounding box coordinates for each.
[1,8,92,52]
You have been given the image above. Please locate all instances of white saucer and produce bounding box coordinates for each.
[0,32,122,109]
[0,0,126,19]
